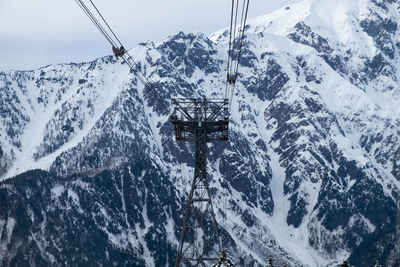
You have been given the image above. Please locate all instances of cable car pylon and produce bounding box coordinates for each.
[171,98,228,266]
[173,0,250,265]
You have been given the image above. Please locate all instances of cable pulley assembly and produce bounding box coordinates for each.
[226,0,250,107]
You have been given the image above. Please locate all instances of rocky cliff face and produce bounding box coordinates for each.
[1,0,399,266]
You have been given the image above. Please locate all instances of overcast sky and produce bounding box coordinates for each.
[0,0,302,71]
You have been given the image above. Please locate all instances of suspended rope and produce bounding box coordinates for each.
[74,0,170,113]
[88,0,124,47]
[75,0,117,48]
[225,0,250,109]
[216,0,250,257]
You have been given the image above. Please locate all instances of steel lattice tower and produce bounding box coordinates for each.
[171,98,229,267]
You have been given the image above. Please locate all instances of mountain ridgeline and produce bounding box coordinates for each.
[1,0,400,266]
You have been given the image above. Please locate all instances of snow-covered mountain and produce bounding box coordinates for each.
[1,0,400,266]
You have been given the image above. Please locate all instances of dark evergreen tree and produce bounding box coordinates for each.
[212,249,234,267]
[265,255,274,267]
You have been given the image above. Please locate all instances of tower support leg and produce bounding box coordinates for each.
[175,128,221,266]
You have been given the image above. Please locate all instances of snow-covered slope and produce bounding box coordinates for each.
[1,0,399,266]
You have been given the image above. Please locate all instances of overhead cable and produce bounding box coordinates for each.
[74,0,170,113]
[226,0,250,109]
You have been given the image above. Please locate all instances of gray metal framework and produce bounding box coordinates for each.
[171,98,229,267]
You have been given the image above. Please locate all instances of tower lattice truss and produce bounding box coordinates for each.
[171,98,229,266]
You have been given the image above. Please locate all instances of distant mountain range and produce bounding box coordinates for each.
[1,0,399,266]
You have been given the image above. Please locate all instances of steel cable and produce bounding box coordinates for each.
[88,0,124,47]
[75,0,117,47]
[74,0,171,114]
[235,0,249,76]
[226,0,235,98]
[225,0,250,109]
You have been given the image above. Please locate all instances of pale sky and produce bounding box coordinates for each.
[0,0,302,71]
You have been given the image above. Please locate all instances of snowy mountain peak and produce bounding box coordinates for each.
[1,0,400,266]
